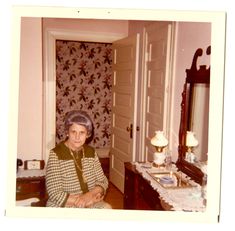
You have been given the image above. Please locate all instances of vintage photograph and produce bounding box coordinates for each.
[6,5,225,223]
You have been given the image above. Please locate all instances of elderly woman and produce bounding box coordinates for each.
[46,110,111,208]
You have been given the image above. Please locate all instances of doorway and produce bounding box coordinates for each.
[55,40,113,149]
[43,28,126,163]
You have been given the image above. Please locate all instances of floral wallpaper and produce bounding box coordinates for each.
[56,40,112,148]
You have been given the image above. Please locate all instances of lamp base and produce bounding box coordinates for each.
[185,152,196,163]
[153,152,166,166]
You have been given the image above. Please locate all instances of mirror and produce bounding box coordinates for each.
[176,46,210,185]
[188,83,209,162]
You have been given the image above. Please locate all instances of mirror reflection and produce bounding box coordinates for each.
[188,83,209,163]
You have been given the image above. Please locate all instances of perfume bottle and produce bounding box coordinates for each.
[165,151,172,170]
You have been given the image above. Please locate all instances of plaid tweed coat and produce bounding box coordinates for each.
[46,142,109,207]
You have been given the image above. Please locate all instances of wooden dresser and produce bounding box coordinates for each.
[124,162,164,210]
[16,169,46,201]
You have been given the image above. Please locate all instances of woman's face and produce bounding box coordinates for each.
[67,123,89,151]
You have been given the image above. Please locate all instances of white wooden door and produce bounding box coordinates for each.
[110,34,140,193]
[143,22,173,162]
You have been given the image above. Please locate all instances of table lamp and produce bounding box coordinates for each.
[151,131,168,167]
[185,131,198,163]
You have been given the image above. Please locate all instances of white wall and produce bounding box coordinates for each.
[170,22,211,161]
[17,17,43,161]
[42,18,128,35]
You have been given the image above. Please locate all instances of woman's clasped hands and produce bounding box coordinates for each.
[66,190,104,208]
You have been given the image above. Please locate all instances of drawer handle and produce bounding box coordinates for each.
[16,185,22,193]
[31,181,41,184]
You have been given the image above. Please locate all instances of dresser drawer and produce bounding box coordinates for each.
[124,162,164,210]
[16,177,45,200]
[137,175,163,210]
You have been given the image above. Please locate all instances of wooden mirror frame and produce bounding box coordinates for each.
[176,46,210,185]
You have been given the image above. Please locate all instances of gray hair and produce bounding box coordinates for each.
[64,110,93,137]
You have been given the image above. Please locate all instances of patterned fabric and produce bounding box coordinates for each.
[56,40,112,148]
[46,142,109,207]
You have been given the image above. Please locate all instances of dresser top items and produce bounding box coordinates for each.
[134,162,206,212]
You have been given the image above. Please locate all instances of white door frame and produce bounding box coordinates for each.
[42,28,127,162]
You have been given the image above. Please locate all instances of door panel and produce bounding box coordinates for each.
[144,22,172,162]
[110,34,140,193]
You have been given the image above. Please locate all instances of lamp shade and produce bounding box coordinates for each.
[151,131,168,147]
[186,131,198,147]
